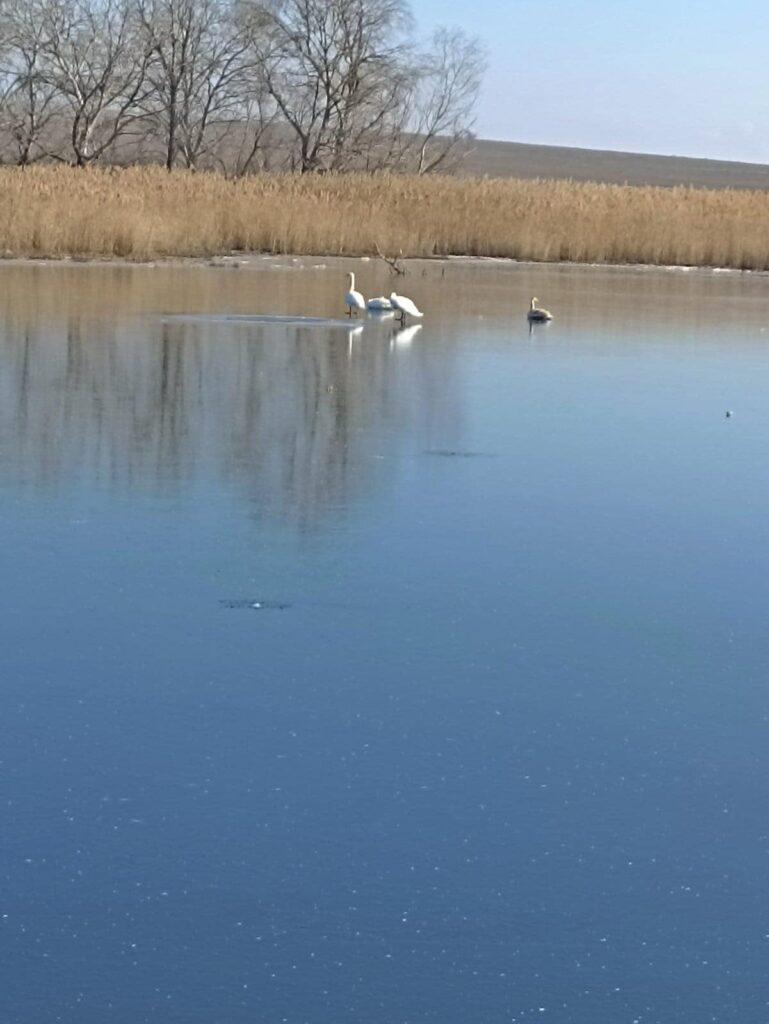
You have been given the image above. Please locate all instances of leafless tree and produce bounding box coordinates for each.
[137,0,252,170]
[244,0,413,173]
[228,90,280,174]
[0,0,486,174]
[40,0,151,165]
[0,1,61,164]
[408,27,485,175]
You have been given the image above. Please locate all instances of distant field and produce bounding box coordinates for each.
[4,165,769,270]
[463,139,769,191]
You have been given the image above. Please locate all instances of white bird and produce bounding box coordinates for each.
[527,297,553,322]
[390,291,423,323]
[344,272,366,317]
[367,296,393,311]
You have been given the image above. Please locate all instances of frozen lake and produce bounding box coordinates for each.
[2,257,768,1023]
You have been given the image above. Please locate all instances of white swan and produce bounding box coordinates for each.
[390,291,423,323]
[367,296,393,311]
[344,273,366,317]
[527,297,553,322]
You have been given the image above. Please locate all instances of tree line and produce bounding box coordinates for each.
[0,0,486,173]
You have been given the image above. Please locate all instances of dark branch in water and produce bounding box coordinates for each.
[374,241,406,275]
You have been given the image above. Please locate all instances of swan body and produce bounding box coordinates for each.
[344,272,366,316]
[527,297,553,322]
[390,292,423,321]
[367,296,393,311]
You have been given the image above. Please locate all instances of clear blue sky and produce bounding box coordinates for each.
[414,0,769,162]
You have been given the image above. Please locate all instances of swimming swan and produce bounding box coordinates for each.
[527,297,553,322]
[344,273,366,316]
[390,292,423,323]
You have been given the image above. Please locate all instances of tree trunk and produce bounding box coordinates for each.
[166,93,177,170]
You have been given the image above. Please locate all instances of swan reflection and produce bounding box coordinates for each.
[346,323,364,356]
[392,324,423,347]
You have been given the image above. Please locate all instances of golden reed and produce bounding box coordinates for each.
[1,165,768,269]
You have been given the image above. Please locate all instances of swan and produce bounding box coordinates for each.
[367,296,393,311]
[344,273,366,317]
[527,297,553,322]
[390,292,423,323]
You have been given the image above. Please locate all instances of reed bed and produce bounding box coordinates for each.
[2,165,769,269]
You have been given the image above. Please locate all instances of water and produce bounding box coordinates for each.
[2,258,769,1023]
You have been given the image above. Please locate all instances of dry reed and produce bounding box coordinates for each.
[2,165,769,269]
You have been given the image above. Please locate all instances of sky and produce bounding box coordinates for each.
[414,0,769,163]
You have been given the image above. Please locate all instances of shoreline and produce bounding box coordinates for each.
[2,251,766,278]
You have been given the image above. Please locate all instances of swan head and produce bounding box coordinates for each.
[348,272,355,285]
[531,297,538,309]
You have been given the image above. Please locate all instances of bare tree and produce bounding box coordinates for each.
[0,0,486,174]
[41,0,151,166]
[137,0,252,170]
[0,0,62,164]
[408,27,485,175]
[244,0,413,173]
[228,90,280,175]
